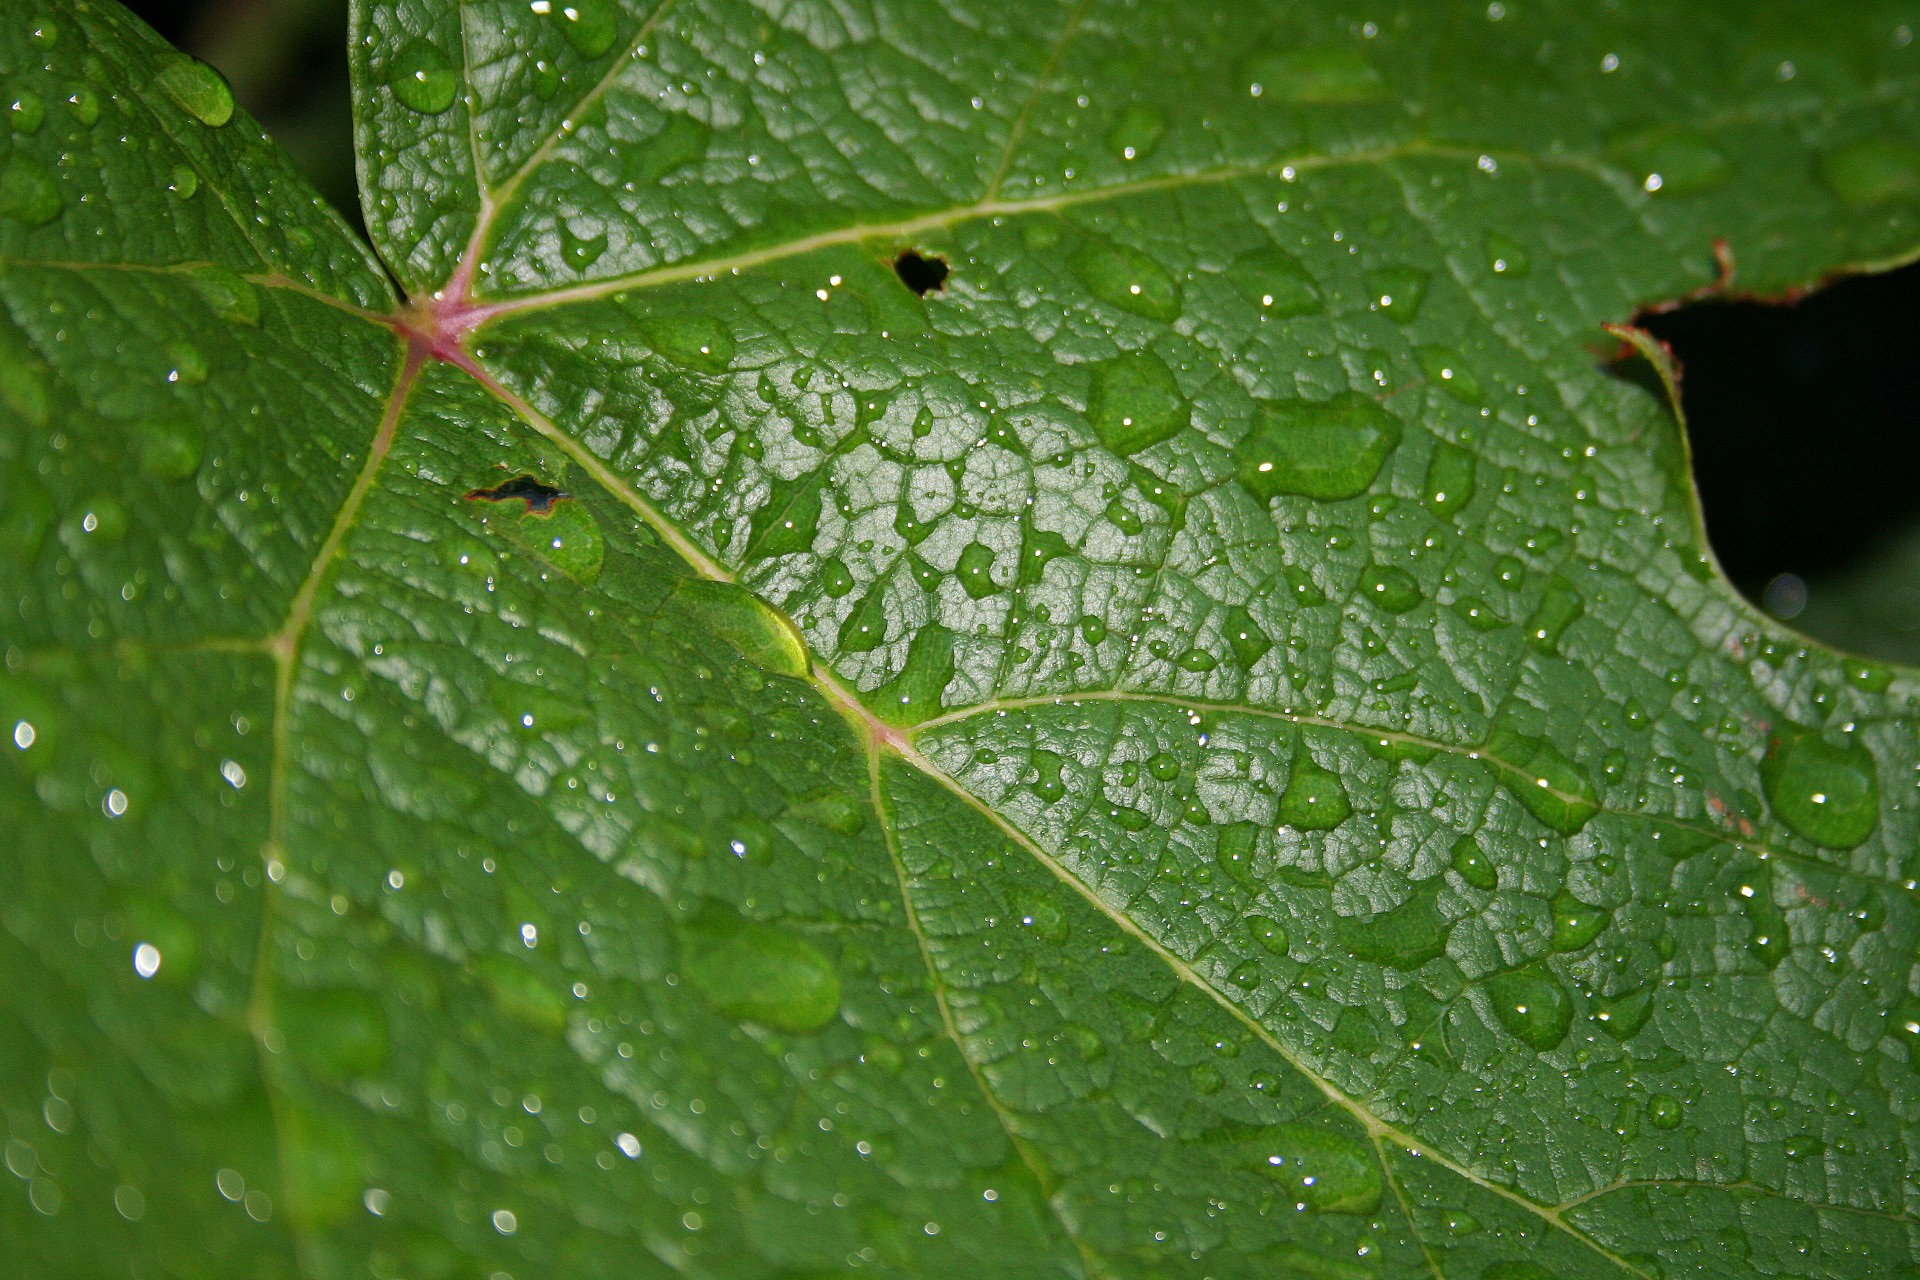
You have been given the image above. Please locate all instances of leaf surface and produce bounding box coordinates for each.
[6,1,1920,1276]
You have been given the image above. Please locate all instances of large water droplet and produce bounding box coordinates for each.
[0,156,60,227]
[1422,441,1476,520]
[1485,728,1598,835]
[837,584,888,653]
[1417,347,1482,404]
[63,85,100,127]
[166,165,198,201]
[1762,727,1879,848]
[783,790,865,836]
[1237,247,1320,317]
[1277,750,1350,831]
[1366,267,1428,322]
[1548,889,1610,952]
[476,954,568,1030]
[1358,563,1421,613]
[1244,47,1385,103]
[1524,576,1584,653]
[955,541,1001,598]
[390,40,459,115]
[154,54,235,127]
[136,418,204,481]
[746,470,823,560]
[186,265,261,327]
[1820,138,1920,205]
[642,315,735,373]
[7,90,43,134]
[1235,392,1401,502]
[1252,1123,1381,1213]
[1106,102,1165,161]
[1223,604,1271,668]
[1484,966,1572,1051]
[684,924,841,1033]
[275,986,389,1081]
[1451,834,1497,889]
[674,577,808,677]
[561,223,608,270]
[1646,1093,1684,1130]
[555,0,620,57]
[1070,240,1180,320]
[1088,349,1187,455]
[1609,125,1730,195]
[1339,878,1449,969]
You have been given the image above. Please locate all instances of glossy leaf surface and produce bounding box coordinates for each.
[5,1,1920,1276]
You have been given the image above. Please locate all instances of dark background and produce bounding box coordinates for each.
[124,0,1920,664]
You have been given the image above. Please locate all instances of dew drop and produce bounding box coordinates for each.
[136,418,204,481]
[555,0,620,57]
[63,85,100,127]
[1252,1123,1381,1213]
[1548,889,1610,952]
[1761,727,1880,848]
[1235,393,1401,502]
[560,223,608,270]
[1451,834,1497,889]
[166,165,198,200]
[389,40,459,115]
[672,577,808,678]
[1242,47,1385,103]
[8,90,43,134]
[1106,102,1165,161]
[154,54,235,128]
[0,156,61,227]
[1819,138,1920,205]
[1277,750,1351,831]
[1087,350,1187,456]
[684,924,841,1033]
[1358,563,1422,613]
[955,541,1001,598]
[1484,966,1572,1051]
[1608,125,1730,195]
[1069,239,1179,320]
[1646,1093,1683,1130]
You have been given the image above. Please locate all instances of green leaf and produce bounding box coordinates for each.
[7,1,1920,1276]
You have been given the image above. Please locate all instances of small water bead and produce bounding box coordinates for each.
[1243,46,1385,104]
[29,20,58,48]
[389,40,459,114]
[1451,835,1497,889]
[166,343,207,386]
[1609,125,1730,196]
[1069,239,1179,321]
[560,224,608,270]
[555,0,619,57]
[166,165,198,200]
[1252,1123,1381,1214]
[1365,267,1428,322]
[1646,1093,1684,1130]
[1549,890,1610,952]
[154,54,235,127]
[955,542,1000,598]
[1358,563,1421,613]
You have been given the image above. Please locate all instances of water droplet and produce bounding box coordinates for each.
[136,418,204,481]
[63,85,99,126]
[1252,1123,1381,1213]
[1339,879,1448,969]
[819,556,855,598]
[389,40,459,115]
[784,790,865,835]
[1358,563,1421,613]
[1484,231,1530,276]
[166,342,207,386]
[1451,835,1497,889]
[1783,1133,1823,1162]
[1030,748,1067,804]
[746,470,823,560]
[1222,605,1271,668]
[1088,350,1187,455]
[561,223,608,270]
[1236,247,1320,316]
[1078,614,1108,646]
[837,584,888,653]
[164,164,199,200]
[1819,137,1920,205]
[8,90,43,134]
[1646,1093,1683,1130]
[554,0,620,57]
[186,265,260,327]
[154,54,235,127]
[1762,727,1880,848]
[1608,125,1731,196]
[955,541,1001,598]
[1525,576,1584,653]
[1277,749,1351,831]
[1485,728,1598,835]
[1236,392,1401,502]
[1548,890,1610,952]
[1106,102,1165,161]
[1070,239,1179,320]
[1588,988,1652,1040]
[68,497,129,543]
[1422,442,1476,520]
[1484,966,1572,1051]
[642,315,735,373]
[1365,267,1428,322]
[0,156,61,226]
[1243,47,1385,103]
[1417,347,1482,404]
[684,924,841,1033]
[1445,1210,1481,1237]
[29,20,58,48]
[275,987,389,1080]
[478,495,604,585]
[673,578,808,678]
[132,942,162,979]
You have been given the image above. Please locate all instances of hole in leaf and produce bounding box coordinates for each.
[893,250,949,296]
[465,475,571,514]
[1638,259,1920,664]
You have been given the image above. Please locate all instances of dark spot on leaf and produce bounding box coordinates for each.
[464,475,571,514]
[893,250,949,296]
